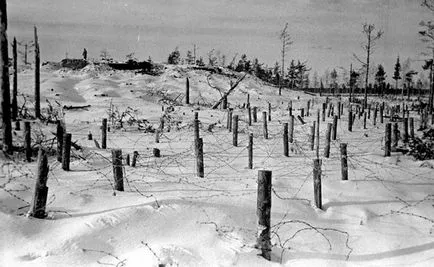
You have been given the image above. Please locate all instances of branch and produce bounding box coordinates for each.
[353,53,367,67]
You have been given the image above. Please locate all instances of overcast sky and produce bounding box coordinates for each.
[7,0,434,79]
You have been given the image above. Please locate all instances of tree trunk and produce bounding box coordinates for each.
[364,33,371,109]
[0,1,12,153]
[34,26,40,119]
[12,37,17,120]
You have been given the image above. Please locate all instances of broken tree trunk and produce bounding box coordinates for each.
[211,74,247,109]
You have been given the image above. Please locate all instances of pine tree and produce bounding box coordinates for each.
[168,47,181,64]
[186,50,194,65]
[375,65,386,95]
[392,56,401,91]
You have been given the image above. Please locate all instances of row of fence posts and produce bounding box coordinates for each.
[251,97,431,260]
[27,95,431,261]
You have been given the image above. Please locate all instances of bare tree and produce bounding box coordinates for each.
[353,23,383,108]
[279,23,293,91]
[1,0,12,153]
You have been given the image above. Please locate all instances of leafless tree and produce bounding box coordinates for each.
[353,23,383,108]
[279,23,293,90]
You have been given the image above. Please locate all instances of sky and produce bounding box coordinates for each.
[6,0,434,81]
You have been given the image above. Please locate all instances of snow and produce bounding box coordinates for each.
[1,64,433,266]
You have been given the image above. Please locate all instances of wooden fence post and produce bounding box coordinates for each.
[88,131,92,140]
[289,115,294,143]
[363,112,367,129]
[197,138,204,177]
[330,116,336,142]
[248,106,252,126]
[288,101,292,117]
[268,102,272,121]
[233,115,239,146]
[392,123,398,151]
[373,106,377,126]
[112,149,124,191]
[126,153,130,166]
[248,133,253,169]
[337,101,341,119]
[253,107,258,122]
[194,113,200,156]
[340,143,348,181]
[380,105,384,124]
[25,121,32,162]
[310,122,315,151]
[322,103,326,122]
[257,170,272,261]
[403,118,409,143]
[62,133,71,171]
[29,148,49,219]
[385,123,391,157]
[324,123,332,158]
[307,100,310,117]
[301,108,304,118]
[228,109,233,132]
[56,120,65,162]
[283,123,289,157]
[185,77,190,104]
[262,112,268,139]
[313,159,322,209]
[410,117,415,139]
[131,151,138,167]
[102,118,107,149]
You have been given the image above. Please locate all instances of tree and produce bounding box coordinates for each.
[279,23,293,89]
[1,0,12,153]
[330,69,338,88]
[236,54,249,72]
[286,60,297,89]
[273,62,280,85]
[168,47,180,64]
[207,49,217,66]
[392,56,401,91]
[100,49,112,62]
[185,50,194,65]
[196,56,205,66]
[405,70,418,99]
[375,64,386,95]
[313,71,319,88]
[353,23,383,108]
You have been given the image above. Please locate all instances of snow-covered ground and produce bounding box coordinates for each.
[1,64,433,266]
